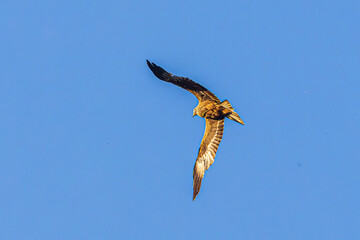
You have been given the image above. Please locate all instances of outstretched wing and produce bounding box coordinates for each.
[147,60,220,103]
[193,118,225,201]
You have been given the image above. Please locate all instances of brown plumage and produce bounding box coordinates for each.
[147,60,244,201]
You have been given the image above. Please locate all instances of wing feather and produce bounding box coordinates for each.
[193,118,225,200]
[146,60,220,103]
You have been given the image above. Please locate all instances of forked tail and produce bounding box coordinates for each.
[228,111,245,125]
[220,100,245,125]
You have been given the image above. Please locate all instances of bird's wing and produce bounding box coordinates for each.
[193,118,225,200]
[147,60,220,103]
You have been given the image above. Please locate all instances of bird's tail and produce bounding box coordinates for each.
[221,100,245,125]
[228,111,245,125]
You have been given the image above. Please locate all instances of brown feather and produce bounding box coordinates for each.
[228,111,245,125]
[146,60,220,103]
[193,118,225,200]
[193,161,205,200]
[220,100,234,110]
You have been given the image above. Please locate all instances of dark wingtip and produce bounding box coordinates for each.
[146,59,157,72]
[146,60,172,81]
[146,59,153,69]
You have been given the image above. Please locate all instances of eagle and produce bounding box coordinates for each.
[147,60,244,201]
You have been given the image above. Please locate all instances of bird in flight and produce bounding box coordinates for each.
[146,60,245,201]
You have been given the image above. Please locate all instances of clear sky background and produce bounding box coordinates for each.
[1,1,359,239]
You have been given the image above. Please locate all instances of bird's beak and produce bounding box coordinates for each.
[193,113,196,117]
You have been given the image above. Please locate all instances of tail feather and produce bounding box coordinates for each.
[221,100,245,125]
[228,111,245,125]
[220,100,234,110]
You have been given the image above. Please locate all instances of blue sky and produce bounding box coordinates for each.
[1,0,359,239]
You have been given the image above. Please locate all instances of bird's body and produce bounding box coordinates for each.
[146,60,244,200]
[194,101,231,119]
